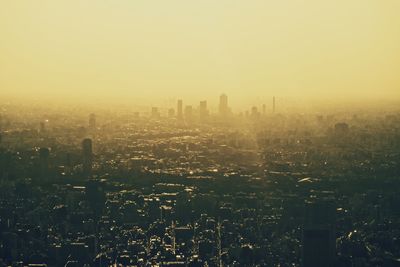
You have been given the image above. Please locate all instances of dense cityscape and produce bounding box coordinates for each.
[0,95,399,267]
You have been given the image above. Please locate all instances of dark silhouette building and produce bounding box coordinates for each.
[82,138,93,177]
[199,101,208,122]
[39,147,50,182]
[151,107,160,119]
[184,105,193,122]
[219,94,229,117]
[273,96,276,113]
[302,199,336,267]
[89,113,96,130]
[177,100,183,120]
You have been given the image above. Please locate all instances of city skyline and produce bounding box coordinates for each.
[1,1,400,266]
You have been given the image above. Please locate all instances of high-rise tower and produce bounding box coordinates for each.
[151,107,160,119]
[184,105,193,122]
[89,113,96,129]
[39,147,50,181]
[82,138,93,177]
[199,100,208,122]
[273,96,276,113]
[219,94,229,117]
[302,199,336,267]
[177,99,183,120]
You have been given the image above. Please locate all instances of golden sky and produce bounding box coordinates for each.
[1,0,399,106]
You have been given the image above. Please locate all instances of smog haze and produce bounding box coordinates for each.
[1,1,400,107]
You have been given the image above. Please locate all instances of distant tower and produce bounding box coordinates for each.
[219,94,229,117]
[262,104,266,115]
[89,113,96,129]
[272,96,276,113]
[333,122,350,145]
[199,101,208,122]
[40,121,46,133]
[151,107,160,119]
[82,138,93,177]
[177,100,183,120]
[168,108,175,118]
[39,147,50,181]
[184,105,193,122]
[251,106,259,119]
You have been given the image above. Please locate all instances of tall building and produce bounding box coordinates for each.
[251,106,259,119]
[272,96,276,113]
[219,94,229,117]
[39,147,50,181]
[82,138,93,177]
[184,105,193,122]
[168,108,175,118]
[199,101,208,122]
[177,99,183,120]
[262,104,266,115]
[302,199,336,267]
[89,113,96,129]
[40,121,46,133]
[151,107,160,119]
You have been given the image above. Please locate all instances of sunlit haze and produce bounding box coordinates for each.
[1,2,400,266]
[1,1,400,108]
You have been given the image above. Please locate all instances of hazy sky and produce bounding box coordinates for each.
[1,0,400,107]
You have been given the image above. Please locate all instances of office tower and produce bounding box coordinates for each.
[85,179,106,218]
[302,200,336,267]
[39,147,50,181]
[219,94,229,117]
[251,106,259,119]
[151,107,160,119]
[333,122,349,145]
[65,152,72,175]
[177,99,183,120]
[89,113,96,129]
[40,121,46,133]
[168,108,175,118]
[262,104,266,115]
[82,138,93,177]
[272,96,276,113]
[199,100,208,122]
[184,105,193,122]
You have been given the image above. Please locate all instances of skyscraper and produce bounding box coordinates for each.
[40,121,46,133]
[151,107,160,119]
[39,147,50,181]
[199,100,208,122]
[251,106,259,119]
[168,108,175,118]
[177,99,183,120]
[302,200,336,267]
[184,105,193,122]
[89,113,96,129]
[273,96,276,113]
[82,138,93,177]
[219,94,228,117]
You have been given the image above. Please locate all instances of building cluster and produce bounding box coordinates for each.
[0,99,399,266]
